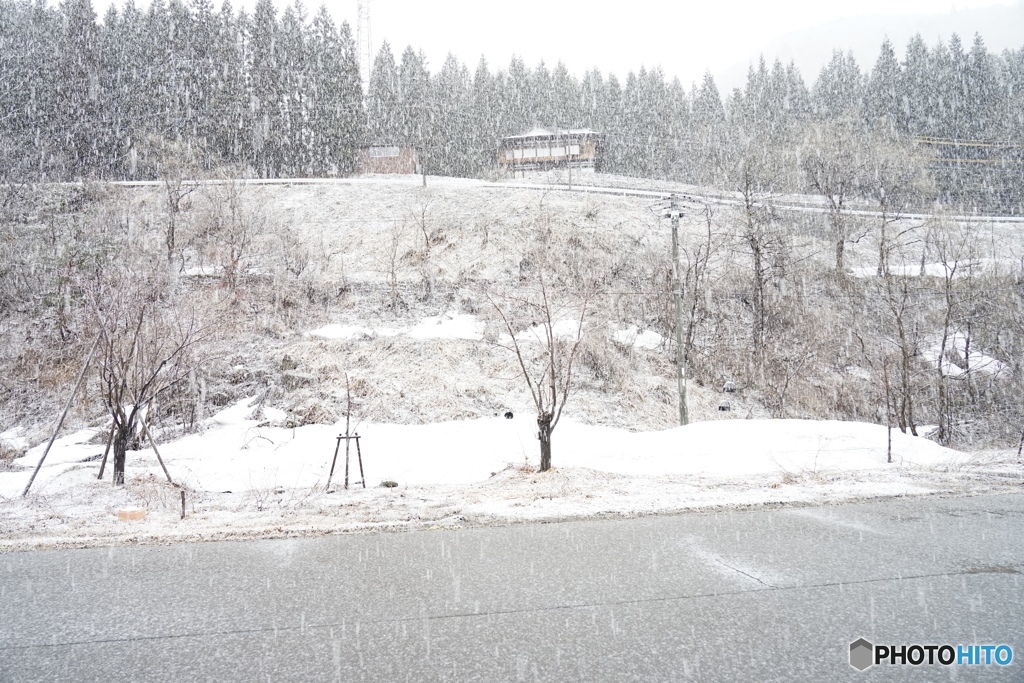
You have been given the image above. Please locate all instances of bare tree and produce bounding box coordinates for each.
[486,258,594,472]
[162,172,198,266]
[927,217,978,445]
[720,132,793,363]
[375,220,408,310]
[874,222,926,436]
[674,202,717,423]
[195,175,268,292]
[801,118,867,273]
[89,248,207,485]
[409,189,437,300]
[862,133,931,277]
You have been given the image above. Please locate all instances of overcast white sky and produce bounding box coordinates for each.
[100,0,1023,88]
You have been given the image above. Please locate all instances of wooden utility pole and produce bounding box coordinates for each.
[669,195,689,425]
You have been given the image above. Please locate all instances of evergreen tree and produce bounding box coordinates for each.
[599,73,624,173]
[784,60,812,122]
[902,34,933,137]
[0,0,61,179]
[503,56,531,135]
[307,9,362,175]
[551,61,580,129]
[55,0,105,177]
[366,41,400,143]
[398,46,430,147]
[812,50,864,120]
[207,0,247,168]
[470,56,500,172]
[866,38,903,132]
[530,60,553,128]
[965,33,999,140]
[429,53,472,176]
[277,1,308,175]
[249,0,280,177]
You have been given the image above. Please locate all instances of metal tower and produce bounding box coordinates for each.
[357,0,372,92]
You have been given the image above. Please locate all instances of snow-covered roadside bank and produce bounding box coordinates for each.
[1,466,1020,553]
[2,398,1021,551]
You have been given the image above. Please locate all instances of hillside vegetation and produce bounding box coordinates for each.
[3,175,1023,468]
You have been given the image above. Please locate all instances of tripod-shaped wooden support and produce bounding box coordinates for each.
[327,433,364,490]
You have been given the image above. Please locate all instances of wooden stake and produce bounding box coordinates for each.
[139,417,174,485]
[344,373,351,489]
[97,424,114,480]
[327,436,342,489]
[180,489,186,519]
[344,433,351,490]
[355,435,365,488]
[23,334,100,497]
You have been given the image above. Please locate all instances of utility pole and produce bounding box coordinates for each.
[356,0,373,92]
[566,129,572,191]
[668,194,688,425]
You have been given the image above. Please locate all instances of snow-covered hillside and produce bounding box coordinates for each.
[3,176,1023,550]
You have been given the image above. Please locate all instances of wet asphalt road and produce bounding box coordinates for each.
[2,492,1022,682]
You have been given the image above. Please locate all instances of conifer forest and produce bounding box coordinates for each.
[1,0,1022,212]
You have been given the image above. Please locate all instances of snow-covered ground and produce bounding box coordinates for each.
[2,397,1020,551]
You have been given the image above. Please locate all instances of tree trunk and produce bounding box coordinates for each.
[112,426,130,486]
[750,233,766,357]
[937,376,949,445]
[537,412,552,472]
[897,318,918,436]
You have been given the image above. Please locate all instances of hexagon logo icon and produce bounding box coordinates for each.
[850,638,874,671]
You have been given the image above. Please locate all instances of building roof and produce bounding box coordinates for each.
[502,127,602,140]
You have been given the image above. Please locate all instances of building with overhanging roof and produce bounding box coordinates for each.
[497,128,603,179]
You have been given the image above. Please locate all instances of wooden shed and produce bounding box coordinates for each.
[356,145,419,174]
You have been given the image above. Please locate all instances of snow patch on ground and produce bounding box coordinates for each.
[310,312,484,342]
[922,331,1006,378]
[613,325,665,350]
[3,397,1016,551]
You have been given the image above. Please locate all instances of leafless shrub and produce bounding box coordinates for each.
[0,439,23,470]
[192,175,269,292]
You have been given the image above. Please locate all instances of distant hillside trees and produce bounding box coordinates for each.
[1,0,1022,212]
[0,0,363,180]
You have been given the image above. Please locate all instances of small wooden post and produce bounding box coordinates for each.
[97,425,114,480]
[180,490,186,519]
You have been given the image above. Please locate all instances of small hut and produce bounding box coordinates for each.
[356,145,419,174]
